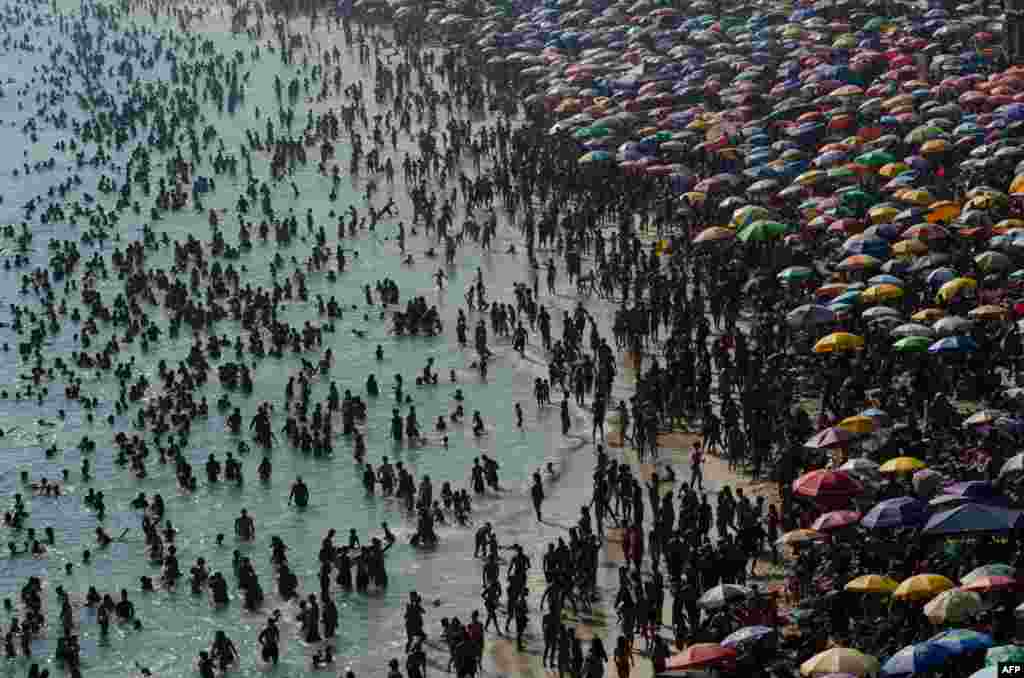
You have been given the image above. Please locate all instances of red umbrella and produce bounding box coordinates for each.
[793,470,864,501]
[812,510,863,532]
[960,576,1019,593]
[665,643,737,671]
[805,427,862,449]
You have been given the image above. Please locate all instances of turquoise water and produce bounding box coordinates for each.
[0,3,579,676]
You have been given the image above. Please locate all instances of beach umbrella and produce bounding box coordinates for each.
[929,629,994,655]
[812,510,862,532]
[879,456,927,474]
[999,453,1024,477]
[693,226,736,244]
[968,305,1008,320]
[962,564,1016,584]
[970,668,997,678]
[665,643,737,671]
[813,332,865,353]
[805,427,861,449]
[892,239,928,256]
[787,304,837,328]
[893,336,933,353]
[924,589,983,624]
[863,306,901,321]
[927,201,962,223]
[738,220,791,242]
[912,308,947,323]
[721,626,776,649]
[862,284,903,303]
[800,648,880,677]
[923,504,1023,536]
[943,481,999,500]
[845,574,900,594]
[778,529,827,545]
[986,645,1024,666]
[856,150,896,167]
[880,642,953,676]
[838,254,882,271]
[861,497,929,529]
[928,336,979,353]
[778,266,816,283]
[698,584,751,610]
[893,574,955,602]
[960,576,1019,594]
[891,323,936,338]
[936,277,977,302]
[933,316,974,335]
[793,469,863,503]
[839,416,876,434]
[975,251,1012,272]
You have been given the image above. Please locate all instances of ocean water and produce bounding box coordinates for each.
[0,2,585,676]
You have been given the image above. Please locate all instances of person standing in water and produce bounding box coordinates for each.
[289,477,310,508]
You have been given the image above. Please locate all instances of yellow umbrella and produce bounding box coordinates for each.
[682,191,707,206]
[969,304,1008,320]
[996,218,1024,231]
[839,415,877,434]
[879,162,909,178]
[868,205,900,224]
[801,648,880,677]
[845,574,900,594]
[862,283,904,303]
[898,188,935,207]
[965,193,1006,211]
[879,456,927,474]
[937,277,977,303]
[912,308,947,322]
[892,239,928,256]
[920,138,950,154]
[1010,175,1024,195]
[795,169,828,186]
[813,332,865,353]
[778,529,826,545]
[893,574,955,602]
[927,200,961,224]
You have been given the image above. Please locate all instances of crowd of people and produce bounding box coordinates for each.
[5,0,1024,675]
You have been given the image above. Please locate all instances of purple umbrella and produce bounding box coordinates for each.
[861,496,929,529]
[944,481,999,499]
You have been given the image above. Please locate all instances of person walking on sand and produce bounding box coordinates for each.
[531,471,545,521]
[689,442,704,491]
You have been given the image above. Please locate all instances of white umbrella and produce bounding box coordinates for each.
[698,584,752,610]
[891,323,936,338]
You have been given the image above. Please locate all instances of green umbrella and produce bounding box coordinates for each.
[738,220,790,242]
[863,16,889,31]
[893,336,932,353]
[986,645,1024,666]
[778,266,815,282]
[840,189,877,208]
[855,150,896,167]
[906,125,945,145]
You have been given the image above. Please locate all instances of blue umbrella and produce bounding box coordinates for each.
[923,503,1023,536]
[881,642,953,676]
[944,481,999,500]
[929,336,979,353]
[721,625,776,648]
[861,497,929,529]
[929,629,995,655]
